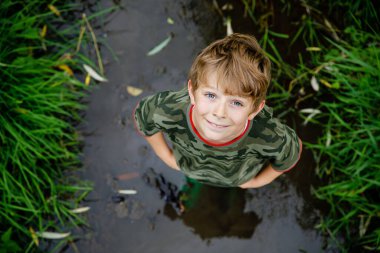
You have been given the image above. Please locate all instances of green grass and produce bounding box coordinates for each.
[240,0,380,251]
[0,0,109,251]
[241,0,379,97]
[306,29,380,251]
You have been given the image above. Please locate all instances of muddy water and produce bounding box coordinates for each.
[71,1,334,252]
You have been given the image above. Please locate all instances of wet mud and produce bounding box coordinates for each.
[69,1,338,252]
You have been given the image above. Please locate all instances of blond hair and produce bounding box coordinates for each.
[189,33,271,110]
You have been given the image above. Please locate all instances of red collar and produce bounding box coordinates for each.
[189,105,251,147]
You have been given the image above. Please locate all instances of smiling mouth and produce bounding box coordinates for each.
[206,120,229,128]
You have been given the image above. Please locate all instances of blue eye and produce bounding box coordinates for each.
[205,92,216,99]
[232,100,243,107]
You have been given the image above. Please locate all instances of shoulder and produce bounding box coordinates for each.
[249,105,277,138]
[139,87,189,108]
[134,87,190,133]
[245,106,302,171]
[247,105,298,144]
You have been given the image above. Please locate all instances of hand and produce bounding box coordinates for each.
[144,132,180,171]
[165,151,180,171]
[239,164,284,189]
[239,177,263,189]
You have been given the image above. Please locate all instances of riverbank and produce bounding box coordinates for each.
[233,1,380,251]
[0,1,109,251]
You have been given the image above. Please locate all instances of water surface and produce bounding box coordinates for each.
[71,1,334,252]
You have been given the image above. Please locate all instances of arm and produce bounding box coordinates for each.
[240,137,303,188]
[239,163,283,188]
[144,132,180,171]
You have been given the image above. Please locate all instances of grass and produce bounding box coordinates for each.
[241,0,379,97]
[306,29,380,251]
[0,0,109,251]
[240,0,380,251]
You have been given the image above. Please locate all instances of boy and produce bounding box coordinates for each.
[134,33,302,188]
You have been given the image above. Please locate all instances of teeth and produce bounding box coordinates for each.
[209,121,226,128]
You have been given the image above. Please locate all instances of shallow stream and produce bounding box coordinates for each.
[69,1,336,252]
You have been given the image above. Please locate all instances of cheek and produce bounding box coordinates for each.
[196,103,210,115]
[194,97,211,114]
[228,109,250,124]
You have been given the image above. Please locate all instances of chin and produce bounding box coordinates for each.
[203,132,227,143]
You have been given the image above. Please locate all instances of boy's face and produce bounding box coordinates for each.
[188,71,265,144]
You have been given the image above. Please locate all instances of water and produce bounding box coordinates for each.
[69,1,335,252]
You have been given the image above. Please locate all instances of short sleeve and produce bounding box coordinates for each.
[133,88,189,137]
[133,93,164,136]
[268,123,302,172]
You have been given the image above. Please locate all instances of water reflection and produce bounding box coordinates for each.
[155,175,262,240]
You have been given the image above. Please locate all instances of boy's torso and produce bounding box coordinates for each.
[135,88,295,187]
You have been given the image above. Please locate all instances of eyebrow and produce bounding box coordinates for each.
[201,87,249,101]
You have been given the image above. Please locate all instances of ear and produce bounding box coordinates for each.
[248,100,265,120]
[188,79,196,105]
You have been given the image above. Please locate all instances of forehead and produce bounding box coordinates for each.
[198,71,251,99]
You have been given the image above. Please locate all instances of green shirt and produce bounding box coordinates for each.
[134,88,302,187]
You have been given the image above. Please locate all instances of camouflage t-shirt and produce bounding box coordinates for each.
[134,88,302,187]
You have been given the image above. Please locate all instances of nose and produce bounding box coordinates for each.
[212,101,227,119]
